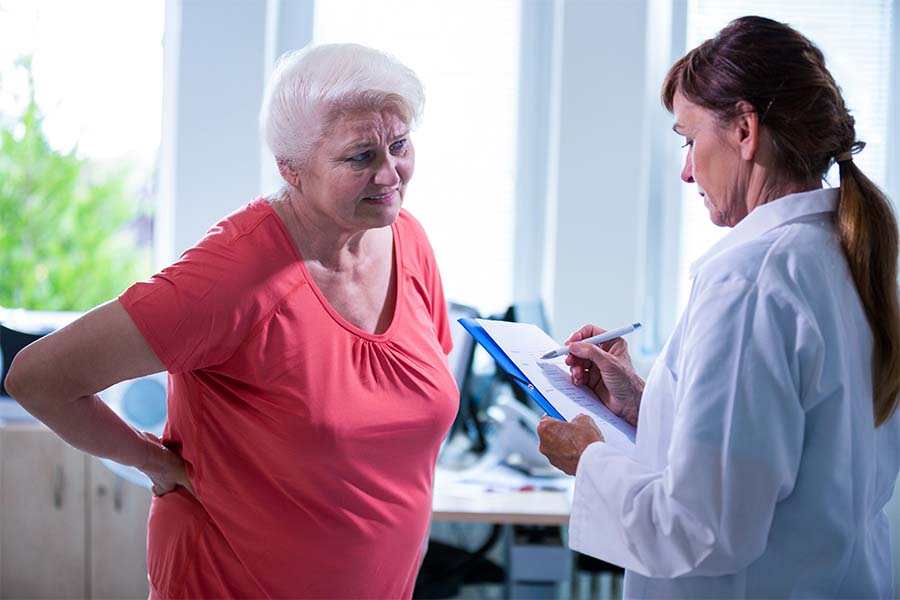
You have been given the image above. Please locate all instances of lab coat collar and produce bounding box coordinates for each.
[689,187,839,278]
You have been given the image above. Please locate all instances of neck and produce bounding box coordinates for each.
[744,165,822,214]
[275,186,374,271]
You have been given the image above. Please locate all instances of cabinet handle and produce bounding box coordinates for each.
[53,465,63,509]
[113,477,123,512]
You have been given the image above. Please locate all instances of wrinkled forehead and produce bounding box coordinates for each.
[325,109,410,148]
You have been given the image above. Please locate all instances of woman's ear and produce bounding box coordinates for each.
[277,158,302,191]
[733,100,759,161]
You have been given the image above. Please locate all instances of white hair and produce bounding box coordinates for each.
[260,43,425,168]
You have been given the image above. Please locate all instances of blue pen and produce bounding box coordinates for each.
[539,322,641,360]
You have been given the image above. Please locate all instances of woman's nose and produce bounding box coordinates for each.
[373,154,401,187]
[681,151,694,184]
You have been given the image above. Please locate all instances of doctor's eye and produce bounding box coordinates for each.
[681,139,694,149]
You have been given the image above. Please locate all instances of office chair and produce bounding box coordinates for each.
[575,553,625,599]
[444,302,489,455]
[97,373,167,488]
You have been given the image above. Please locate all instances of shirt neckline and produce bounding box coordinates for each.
[257,199,404,343]
[690,187,839,278]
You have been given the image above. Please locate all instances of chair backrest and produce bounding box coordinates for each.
[97,372,168,489]
[446,301,480,394]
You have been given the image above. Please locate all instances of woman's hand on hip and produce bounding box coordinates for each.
[537,414,604,476]
[139,431,196,498]
[565,323,644,427]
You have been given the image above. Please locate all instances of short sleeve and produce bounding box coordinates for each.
[119,207,299,373]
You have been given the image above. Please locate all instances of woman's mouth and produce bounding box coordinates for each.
[362,189,397,205]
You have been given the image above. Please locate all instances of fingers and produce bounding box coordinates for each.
[564,323,606,345]
[571,414,595,426]
[572,414,604,439]
[537,414,603,476]
[568,343,615,386]
[181,474,198,499]
[569,341,616,369]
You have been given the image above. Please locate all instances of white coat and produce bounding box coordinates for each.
[570,188,900,598]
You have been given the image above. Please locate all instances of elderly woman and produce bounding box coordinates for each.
[6,44,458,598]
[538,16,900,598]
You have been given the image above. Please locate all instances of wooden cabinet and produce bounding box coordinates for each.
[0,426,150,599]
[0,426,87,599]
[88,458,150,599]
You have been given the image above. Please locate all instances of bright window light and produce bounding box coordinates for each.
[313,0,521,316]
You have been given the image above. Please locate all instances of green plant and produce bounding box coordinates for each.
[0,57,150,311]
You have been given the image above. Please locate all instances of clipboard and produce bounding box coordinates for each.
[458,317,566,421]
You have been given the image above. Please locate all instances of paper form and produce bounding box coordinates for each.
[477,319,636,452]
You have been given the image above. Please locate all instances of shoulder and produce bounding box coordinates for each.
[395,208,439,270]
[126,199,302,311]
[193,199,289,253]
[695,216,844,304]
[394,208,429,240]
[174,199,297,277]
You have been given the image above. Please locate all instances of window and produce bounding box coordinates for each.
[0,0,163,309]
[674,0,895,311]
[313,0,521,316]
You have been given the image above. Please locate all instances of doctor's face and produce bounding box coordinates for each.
[672,91,748,227]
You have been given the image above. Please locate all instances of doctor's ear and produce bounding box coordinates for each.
[277,158,302,191]
[732,99,760,161]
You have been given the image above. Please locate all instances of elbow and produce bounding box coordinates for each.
[4,344,42,411]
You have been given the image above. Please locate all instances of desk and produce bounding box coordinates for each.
[433,485,570,525]
[431,452,572,525]
[430,458,573,597]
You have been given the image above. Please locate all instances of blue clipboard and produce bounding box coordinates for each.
[458,318,566,421]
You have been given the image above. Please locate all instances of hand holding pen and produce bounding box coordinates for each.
[540,322,641,359]
[557,322,644,427]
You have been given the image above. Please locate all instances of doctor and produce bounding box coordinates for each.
[538,15,900,598]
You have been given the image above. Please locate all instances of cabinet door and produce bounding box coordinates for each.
[0,426,87,599]
[88,459,151,599]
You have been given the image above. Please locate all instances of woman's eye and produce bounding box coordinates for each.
[390,139,407,153]
[681,139,693,149]
[348,150,373,163]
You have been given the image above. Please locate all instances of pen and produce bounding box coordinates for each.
[540,322,642,359]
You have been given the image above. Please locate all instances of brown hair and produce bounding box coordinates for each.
[662,16,900,426]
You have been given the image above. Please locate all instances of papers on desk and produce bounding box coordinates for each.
[436,452,573,499]
[462,318,636,453]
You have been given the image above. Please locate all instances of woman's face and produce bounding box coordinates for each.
[298,109,414,232]
[672,91,749,227]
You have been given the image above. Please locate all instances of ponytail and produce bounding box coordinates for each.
[836,153,900,425]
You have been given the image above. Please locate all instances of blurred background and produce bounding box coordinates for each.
[0,0,896,598]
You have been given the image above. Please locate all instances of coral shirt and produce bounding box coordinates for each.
[120,201,458,598]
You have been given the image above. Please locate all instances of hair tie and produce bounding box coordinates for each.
[835,151,853,163]
[836,141,866,164]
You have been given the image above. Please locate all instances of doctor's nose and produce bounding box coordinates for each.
[681,151,694,184]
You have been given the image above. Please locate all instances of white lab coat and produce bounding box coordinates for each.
[570,188,900,598]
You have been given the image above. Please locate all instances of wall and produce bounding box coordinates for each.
[157,0,272,266]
